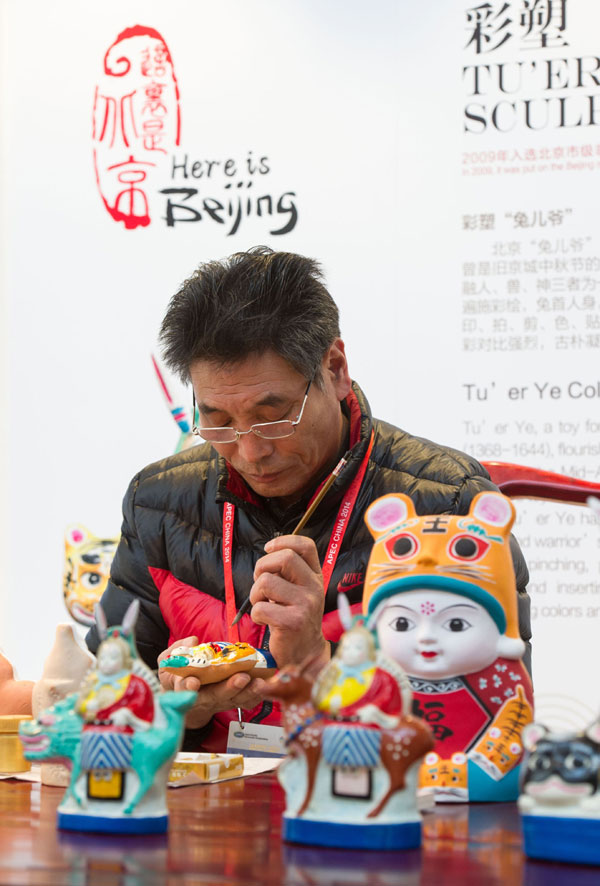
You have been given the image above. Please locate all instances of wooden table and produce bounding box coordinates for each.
[0,774,598,885]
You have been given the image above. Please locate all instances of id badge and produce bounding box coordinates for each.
[226,720,286,758]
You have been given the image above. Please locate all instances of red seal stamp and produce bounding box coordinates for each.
[92,25,181,229]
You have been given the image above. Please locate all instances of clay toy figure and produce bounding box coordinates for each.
[519,717,600,865]
[32,623,95,786]
[312,619,412,728]
[159,641,277,685]
[20,601,195,833]
[0,652,33,716]
[63,525,119,626]
[263,600,433,849]
[362,491,534,803]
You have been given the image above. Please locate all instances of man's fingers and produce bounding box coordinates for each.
[227,677,267,711]
[250,599,311,630]
[162,669,258,704]
[230,673,252,692]
[159,673,201,693]
[253,554,324,602]
[193,673,251,707]
[211,673,266,705]
[250,572,299,607]
[250,570,325,617]
[191,673,265,712]
[158,670,174,690]
[258,535,322,576]
[264,533,319,560]
[254,550,317,587]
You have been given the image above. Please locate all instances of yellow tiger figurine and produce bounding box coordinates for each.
[469,685,533,780]
[419,751,468,802]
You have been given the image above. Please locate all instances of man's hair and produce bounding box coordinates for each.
[159,246,340,384]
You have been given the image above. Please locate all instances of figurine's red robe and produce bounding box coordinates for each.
[89,674,154,733]
[410,657,533,755]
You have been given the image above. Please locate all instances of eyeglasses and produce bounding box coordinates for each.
[192,378,312,443]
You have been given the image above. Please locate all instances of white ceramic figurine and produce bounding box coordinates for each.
[20,601,195,834]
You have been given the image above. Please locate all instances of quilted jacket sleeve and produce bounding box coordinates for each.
[86,473,170,669]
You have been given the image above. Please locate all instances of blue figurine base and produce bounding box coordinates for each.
[283,816,421,850]
[467,760,520,802]
[58,811,169,835]
[522,814,600,865]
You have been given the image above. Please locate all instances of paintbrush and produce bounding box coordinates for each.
[230,451,351,627]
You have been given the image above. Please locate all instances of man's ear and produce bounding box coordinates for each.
[324,338,352,401]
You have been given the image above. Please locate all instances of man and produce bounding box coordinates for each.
[87,247,530,751]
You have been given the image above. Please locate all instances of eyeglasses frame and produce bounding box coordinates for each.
[191,377,313,443]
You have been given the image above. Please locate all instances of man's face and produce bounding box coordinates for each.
[189,344,351,503]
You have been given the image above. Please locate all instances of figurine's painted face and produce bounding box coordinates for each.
[339,630,373,667]
[363,491,526,664]
[63,526,118,626]
[97,640,126,675]
[375,589,501,679]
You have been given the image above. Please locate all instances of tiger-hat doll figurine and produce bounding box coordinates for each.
[362,491,533,803]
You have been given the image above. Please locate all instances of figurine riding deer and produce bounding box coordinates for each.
[263,643,433,819]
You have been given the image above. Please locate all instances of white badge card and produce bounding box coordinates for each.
[226,721,286,758]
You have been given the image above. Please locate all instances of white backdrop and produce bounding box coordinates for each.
[1,0,599,730]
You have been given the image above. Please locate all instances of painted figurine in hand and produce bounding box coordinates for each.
[20,601,195,834]
[263,598,433,850]
[363,491,534,803]
[519,716,600,865]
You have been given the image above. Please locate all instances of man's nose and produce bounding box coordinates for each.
[236,430,275,461]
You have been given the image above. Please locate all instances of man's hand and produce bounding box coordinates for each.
[157,636,267,729]
[250,535,330,672]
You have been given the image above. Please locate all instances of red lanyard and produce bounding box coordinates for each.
[222,432,374,642]
[222,501,239,642]
[321,432,373,590]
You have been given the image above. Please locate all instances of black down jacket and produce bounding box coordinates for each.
[87,382,530,749]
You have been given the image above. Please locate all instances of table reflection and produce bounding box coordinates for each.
[0,775,598,885]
